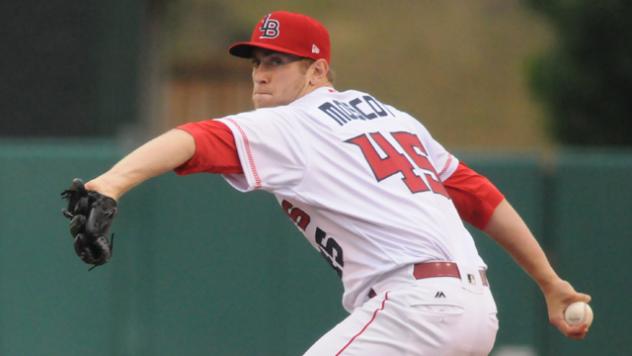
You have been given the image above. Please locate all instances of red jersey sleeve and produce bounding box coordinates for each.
[174,120,243,175]
[443,162,505,230]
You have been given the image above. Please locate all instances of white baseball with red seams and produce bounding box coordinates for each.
[564,301,594,327]
[218,87,499,354]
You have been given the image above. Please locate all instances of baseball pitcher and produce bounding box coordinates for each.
[62,11,591,355]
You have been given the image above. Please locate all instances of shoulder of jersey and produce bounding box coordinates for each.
[221,106,289,121]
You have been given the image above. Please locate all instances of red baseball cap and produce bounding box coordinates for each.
[229,11,331,63]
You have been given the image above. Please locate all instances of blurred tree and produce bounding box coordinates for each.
[526,0,632,146]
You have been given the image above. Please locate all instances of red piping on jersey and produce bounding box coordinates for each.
[335,292,389,356]
[438,154,454,178]
[227,118,262,188]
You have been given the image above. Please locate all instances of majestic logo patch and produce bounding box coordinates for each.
[259,14,280,39]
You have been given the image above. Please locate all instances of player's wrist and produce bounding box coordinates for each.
[538,278,561,294]
[85,174,123,201]
[534,272,564,293]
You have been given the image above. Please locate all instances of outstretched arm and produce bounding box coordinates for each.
[85,129,195,200]
[483,199,591,339]
[443,163,591,339]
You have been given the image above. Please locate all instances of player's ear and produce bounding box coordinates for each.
[309,59,330,85]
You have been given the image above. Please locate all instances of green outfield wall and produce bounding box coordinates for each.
[0,143,629,356]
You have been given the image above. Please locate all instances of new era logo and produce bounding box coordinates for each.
[259,14,280,39]
[312,44,320,54]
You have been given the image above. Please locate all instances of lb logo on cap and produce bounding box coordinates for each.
[229,11,331,63]
[259,14,280,39]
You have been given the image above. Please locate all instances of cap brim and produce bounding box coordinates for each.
[228,41,311,59]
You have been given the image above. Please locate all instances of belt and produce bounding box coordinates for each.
[368,262,489,298]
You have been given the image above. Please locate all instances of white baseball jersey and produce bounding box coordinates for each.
[218,87,486,311]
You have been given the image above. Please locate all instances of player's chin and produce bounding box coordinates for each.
[252,94,275,109]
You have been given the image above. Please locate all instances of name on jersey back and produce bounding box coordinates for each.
[318,95,395,126]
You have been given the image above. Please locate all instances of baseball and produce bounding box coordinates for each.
[564,301,593,327]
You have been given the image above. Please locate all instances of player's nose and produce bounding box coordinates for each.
[252,67,270,85]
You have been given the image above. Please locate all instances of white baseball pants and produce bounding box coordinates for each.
[303,265,498,356]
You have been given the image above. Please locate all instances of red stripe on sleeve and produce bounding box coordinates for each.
[174,120,243,175]
[443,162,504,230]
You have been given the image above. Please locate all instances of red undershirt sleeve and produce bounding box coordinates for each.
[443,162,505,230]
[174,120,243,175]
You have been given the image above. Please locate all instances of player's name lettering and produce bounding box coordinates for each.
[319,95,394,126]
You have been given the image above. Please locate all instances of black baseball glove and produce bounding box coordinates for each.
[61,178,117,269]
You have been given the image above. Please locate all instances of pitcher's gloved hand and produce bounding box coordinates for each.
[61,178,118,269]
